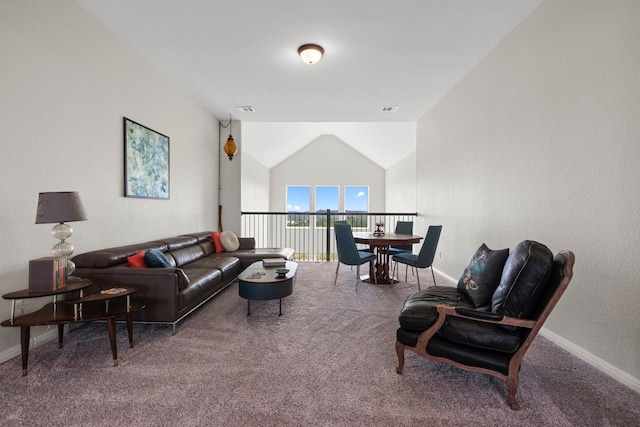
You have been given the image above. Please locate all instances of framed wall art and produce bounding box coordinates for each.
[123,117,170,199]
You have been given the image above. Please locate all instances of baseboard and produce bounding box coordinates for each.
[434,268,457,285]
[0,326,61,365]
[540,327,640,393]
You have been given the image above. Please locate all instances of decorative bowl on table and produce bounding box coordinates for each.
[275,268,289,278]
[374,221,385,236]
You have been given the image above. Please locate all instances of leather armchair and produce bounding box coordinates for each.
[395,240,575,410]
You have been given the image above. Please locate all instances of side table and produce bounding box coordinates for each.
[1,280,144,376]
[238,261,297,316]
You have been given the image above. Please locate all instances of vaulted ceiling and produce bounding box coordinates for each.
[75,0,542,168]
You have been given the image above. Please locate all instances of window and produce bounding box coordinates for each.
[315,186,339,227]
[344,186,369,228]
[286,185,310,227]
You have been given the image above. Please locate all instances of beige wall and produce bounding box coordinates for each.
[385,152,417,214]
[220,121,242,235]
[241,151,271,212]
[0,0,219,357]
[416,0,640,387]
[270,135,385,213]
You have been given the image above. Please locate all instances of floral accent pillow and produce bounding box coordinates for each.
[457,244,509,307]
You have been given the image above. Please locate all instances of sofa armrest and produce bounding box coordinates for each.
[238,237,255,250]
[74,267,183,323]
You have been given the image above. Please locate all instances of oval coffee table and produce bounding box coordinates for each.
[238,261,297,316]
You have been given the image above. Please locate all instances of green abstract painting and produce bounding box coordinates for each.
[124,118,170,199]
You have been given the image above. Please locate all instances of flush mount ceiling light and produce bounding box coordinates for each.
[298,44,324,64]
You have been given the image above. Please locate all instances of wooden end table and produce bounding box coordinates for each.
[1,280,144,376]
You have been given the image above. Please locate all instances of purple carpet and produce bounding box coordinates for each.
[0,261,638,426]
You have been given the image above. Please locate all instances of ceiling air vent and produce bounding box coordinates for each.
[380,106,399,112]
[237,106,255,112]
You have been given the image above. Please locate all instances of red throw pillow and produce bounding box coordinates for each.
[127,250,147,268]
[210,232,225,253]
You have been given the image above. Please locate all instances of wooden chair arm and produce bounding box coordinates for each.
[414,304,537,350]
[438,305,537,329]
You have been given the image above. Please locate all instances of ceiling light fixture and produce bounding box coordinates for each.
[298,44,324,64]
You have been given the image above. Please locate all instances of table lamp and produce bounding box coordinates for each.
[35,191,87,274]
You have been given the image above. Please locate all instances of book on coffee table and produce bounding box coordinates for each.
[262,258,287,268]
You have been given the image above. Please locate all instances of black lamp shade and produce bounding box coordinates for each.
[35,192,87,224]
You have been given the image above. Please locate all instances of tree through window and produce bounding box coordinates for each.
[344,186,369,228]
[286,185,310,227]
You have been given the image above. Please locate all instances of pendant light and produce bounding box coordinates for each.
[223,115,237,161]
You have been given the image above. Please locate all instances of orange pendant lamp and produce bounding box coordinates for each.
[223,115,237,161]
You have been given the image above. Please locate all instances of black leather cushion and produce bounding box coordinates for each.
[187,256,242,281]
[456,244,509,307]
[397,328,421,347]
[437,315,522,353]
[398,286,476,331]
[426,335,512,376]
[150,236,198,251]
[179,269,222,310]
[144,249,172,268]
[491,240,553,320]
[167,245,206,267]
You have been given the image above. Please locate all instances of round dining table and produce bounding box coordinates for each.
[352,232,423,284]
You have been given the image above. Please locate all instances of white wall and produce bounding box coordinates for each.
[385,152,417,214]
[220,120,242,234]
[416,0,640,387]
[270,135,385,212]
[0,1,219,355]
[239,151,270,243]
[242,122,416,170]
[241,152,271,212]
[269,135,385,259]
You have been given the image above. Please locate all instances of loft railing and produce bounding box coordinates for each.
[241,210,418,261]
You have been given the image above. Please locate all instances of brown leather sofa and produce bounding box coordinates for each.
[72,231,294,333]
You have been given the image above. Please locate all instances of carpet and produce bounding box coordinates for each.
[0,261,638,426]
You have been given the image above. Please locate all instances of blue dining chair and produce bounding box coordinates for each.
[334,222,377,290]
[391,225,442,290]
[388,221,414,256]
[390,221,414,279]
